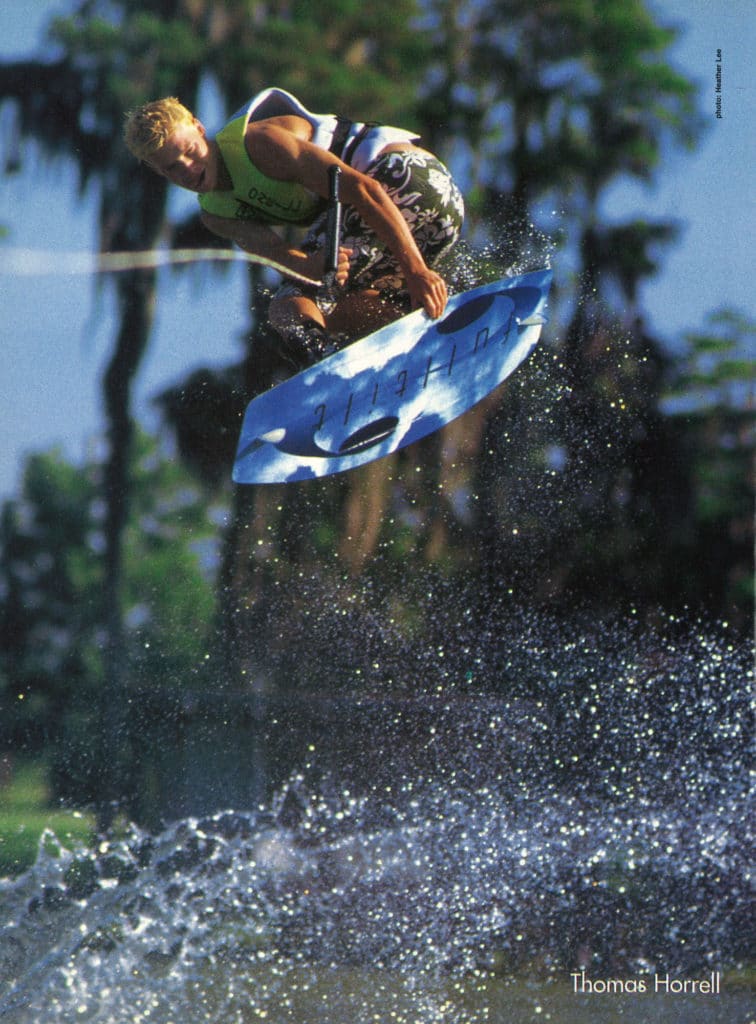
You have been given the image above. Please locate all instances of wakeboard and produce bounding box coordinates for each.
[233,267,553,484]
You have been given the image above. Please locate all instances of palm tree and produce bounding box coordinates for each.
[1,0,211,823]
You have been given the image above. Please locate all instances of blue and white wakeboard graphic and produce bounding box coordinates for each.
[233,268,552,484]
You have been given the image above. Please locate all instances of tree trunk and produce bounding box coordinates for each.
[97,268,157,828]
[96,163,166,829]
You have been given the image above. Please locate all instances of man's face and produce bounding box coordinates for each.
[147,118,216,192]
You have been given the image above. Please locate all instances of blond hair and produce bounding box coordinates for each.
[123,97,195,161]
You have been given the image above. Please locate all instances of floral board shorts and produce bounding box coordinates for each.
[275,150,465,315]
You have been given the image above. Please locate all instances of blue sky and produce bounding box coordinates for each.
[0,0,754,501]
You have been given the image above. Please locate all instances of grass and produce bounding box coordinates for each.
[0,760,96,878]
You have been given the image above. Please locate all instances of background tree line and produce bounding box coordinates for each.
[0,0,752,822]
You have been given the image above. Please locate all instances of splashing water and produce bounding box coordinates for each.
[0,614,752,1023]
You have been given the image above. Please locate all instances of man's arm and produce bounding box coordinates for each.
[200,212,352,286]
[199,213,320,280]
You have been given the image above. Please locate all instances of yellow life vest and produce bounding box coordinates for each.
[198,109,324,226]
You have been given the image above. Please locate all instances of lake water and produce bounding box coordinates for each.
[1,613,752,1023]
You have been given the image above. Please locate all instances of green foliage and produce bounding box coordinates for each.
[199,0,429,123]
[417,0,700,256]
[0,449,102,750]
[122,431,217,668]
[660,310,755,615]
[0,433,219,803]
[587,220,680,302]
[665,309,756,414]
[0,760,95,877]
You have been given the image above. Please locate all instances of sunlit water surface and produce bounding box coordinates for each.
[0,612,752,1024]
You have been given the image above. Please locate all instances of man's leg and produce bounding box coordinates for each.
[268,293,340,368]
[325,289,406,338]
[269,288,406,369]
[268,293,326,335]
